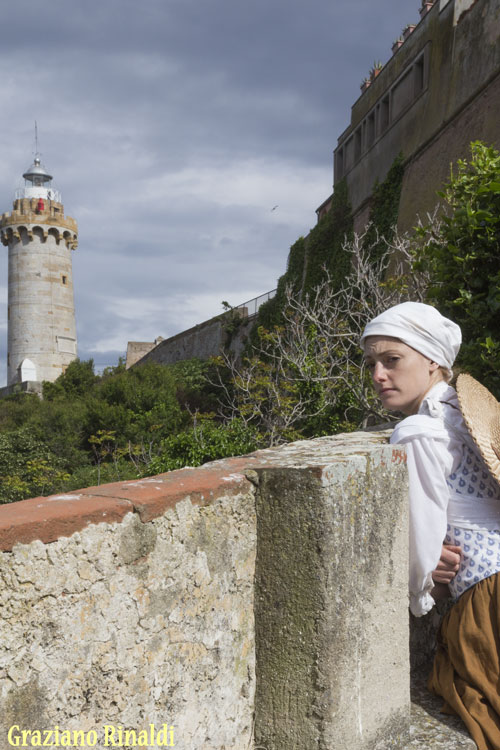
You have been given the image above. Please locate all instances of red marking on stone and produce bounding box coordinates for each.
[391,449,407,464]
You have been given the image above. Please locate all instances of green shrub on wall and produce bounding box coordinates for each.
[254,179,353,333]
[303,179,353,293]
[255,242,303,332]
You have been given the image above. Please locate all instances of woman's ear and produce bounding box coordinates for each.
[429,360,440,372]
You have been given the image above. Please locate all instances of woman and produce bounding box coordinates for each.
[361,301,500,750]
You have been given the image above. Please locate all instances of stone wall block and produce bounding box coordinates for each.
[254,442,409,750]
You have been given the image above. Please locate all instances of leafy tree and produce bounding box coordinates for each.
[82,362,185,448]
[0,359,224,502]
[0,428,70,503]
[43,358,98,400]
[88,429,122,485]
[416,141,500,393]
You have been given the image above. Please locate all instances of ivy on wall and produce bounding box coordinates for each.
[303,179,353,293]
[255,179,353,332]
[240,156,405,348]
[363,153,405,259]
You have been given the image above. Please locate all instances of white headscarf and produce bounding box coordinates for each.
[360,302,461,369]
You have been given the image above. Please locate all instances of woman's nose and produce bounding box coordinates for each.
[372,362,387,382]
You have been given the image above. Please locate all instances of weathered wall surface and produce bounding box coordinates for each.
[397,71,500,231]
[133,311,254,368]
[0,468,257,750]
[253,434,410,750]
[125,340,162,369]
[0,433,409,750]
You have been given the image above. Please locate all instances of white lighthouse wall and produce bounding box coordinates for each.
[8,225,77,385]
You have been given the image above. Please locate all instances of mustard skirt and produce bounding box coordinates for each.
[428,572,500,750]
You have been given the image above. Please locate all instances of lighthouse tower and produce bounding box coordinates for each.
[0,154,78,386]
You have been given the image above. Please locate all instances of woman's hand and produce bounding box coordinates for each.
[431,582,452,601]
[432,544,461,584]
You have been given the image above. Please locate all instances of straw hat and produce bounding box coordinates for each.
[456,373,500,485]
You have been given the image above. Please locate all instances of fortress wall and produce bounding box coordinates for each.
[0,432,410,750]
[132,311,254,368]
[397,71,500,232]
[338,0,500,232]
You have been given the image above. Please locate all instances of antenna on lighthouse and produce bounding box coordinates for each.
[34,121,40,158]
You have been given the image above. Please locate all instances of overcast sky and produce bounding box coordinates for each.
[0,0,422,384]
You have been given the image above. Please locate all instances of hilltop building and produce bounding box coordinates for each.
[1,154,78,392]
[317,0,500,232]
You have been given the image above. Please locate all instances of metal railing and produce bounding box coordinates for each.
[234,289,276,318]
[14,187,62,203]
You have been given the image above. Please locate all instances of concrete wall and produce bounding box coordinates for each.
[126,339,164,369]
[0,432,410,750]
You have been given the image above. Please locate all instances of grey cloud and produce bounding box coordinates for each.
[0,0,420,384]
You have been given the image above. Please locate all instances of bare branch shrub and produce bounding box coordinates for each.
[211,224,431,442]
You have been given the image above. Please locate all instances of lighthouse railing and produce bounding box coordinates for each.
[14,187,62,203]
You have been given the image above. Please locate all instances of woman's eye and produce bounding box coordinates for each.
[387,357,400,364]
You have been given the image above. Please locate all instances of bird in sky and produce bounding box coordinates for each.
[271,205,279,211]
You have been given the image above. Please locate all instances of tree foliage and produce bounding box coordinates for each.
[416,142,500,393]
[145,418,260,474]
[0,427,69,503]
[0,358,218,503]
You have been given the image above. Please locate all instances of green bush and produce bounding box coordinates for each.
[0,358,222,502]
[417,141,500,393]
[144,419,260,474]
[0,427,70,503]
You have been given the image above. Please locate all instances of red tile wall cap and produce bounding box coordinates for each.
[0,455,255,551]
[0,434,398,552]
[0,494,133,552]
[75,465,252,523]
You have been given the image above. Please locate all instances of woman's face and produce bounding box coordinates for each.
[363,335,442,415]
